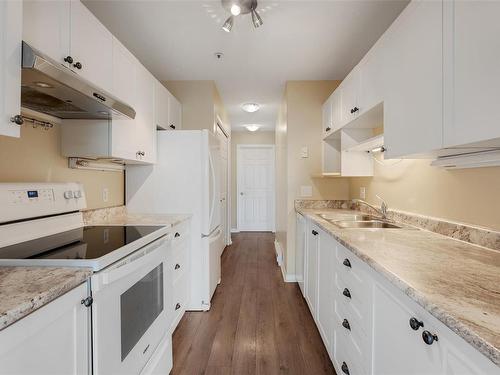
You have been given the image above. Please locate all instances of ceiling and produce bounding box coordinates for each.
[84,0,409,132]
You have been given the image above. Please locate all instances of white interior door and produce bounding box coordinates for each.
[237,145,275,232]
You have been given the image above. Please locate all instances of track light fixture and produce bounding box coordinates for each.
[221,0,263,32]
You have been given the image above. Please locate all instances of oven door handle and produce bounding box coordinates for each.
[99,236,170,287]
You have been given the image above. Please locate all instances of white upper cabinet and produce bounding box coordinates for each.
[155,81,169,130]
[443,0,500,148]
[167,91,182,130]
[383,0,443,159]
[134,65,156,163]
[322,95,333,138]
[70,0,113,93]
[23,0,71,67]
[0,0,22,138]
[339,67,360,127]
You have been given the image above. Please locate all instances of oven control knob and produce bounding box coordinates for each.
[73,190,82,199]
[64,191,74,199]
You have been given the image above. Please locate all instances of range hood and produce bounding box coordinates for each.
[21,42,135,120]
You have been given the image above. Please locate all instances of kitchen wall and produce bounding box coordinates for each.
[231,131,275,230]
[276,81,350,278]
[350,158,500,231]
[0,123,124,209]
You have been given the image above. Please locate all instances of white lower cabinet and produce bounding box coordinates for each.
[0,282,90,375]
[300,216,500,375]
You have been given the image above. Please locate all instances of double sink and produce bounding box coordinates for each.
[318,213,406,229]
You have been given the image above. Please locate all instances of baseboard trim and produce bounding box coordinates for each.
[275,240,296,283]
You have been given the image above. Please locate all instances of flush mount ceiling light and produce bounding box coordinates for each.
[245,124,260,132]
[241,102,260,113]
[221,0,263,32]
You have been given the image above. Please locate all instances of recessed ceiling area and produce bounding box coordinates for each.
[83,0,409,132]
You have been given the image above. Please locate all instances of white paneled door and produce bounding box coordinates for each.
[237,145,275,232]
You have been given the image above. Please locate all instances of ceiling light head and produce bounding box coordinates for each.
[251,9,263,28]
[241,102,260,113]
[230,4,241,15]
[222,16,234,32]
[245,124,260,132]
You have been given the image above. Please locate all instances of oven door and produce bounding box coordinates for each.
[91,235,172,375]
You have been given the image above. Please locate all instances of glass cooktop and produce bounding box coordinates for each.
[0,225,164,260]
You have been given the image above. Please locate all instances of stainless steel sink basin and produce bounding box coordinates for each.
[332,220,403,229]
[318,213,376,221]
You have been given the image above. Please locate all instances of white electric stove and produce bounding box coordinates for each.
[0,182,174,375]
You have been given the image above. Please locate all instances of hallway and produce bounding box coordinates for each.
[171,232,335,375]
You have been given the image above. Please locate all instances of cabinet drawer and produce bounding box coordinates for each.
[171,222,189,248]
[334,270,372,334]
[334,298,370,363]
[336,244,370,292]
[170,271,189,331]
[170,246,188,284]
[334,338,366,375]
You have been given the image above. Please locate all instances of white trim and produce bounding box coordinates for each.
[274,239,283,266]
[237,144,276,232]
[274,240,296,283]
[230,228,240,233]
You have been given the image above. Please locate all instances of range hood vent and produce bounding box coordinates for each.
[21,42,136,120]
[431,149,500,169]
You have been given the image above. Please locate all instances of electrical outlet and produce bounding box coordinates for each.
[360,187,366,199]
[102,188,109,202]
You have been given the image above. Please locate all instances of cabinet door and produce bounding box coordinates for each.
[383,0,443,158]
[23,0,71,67]
[444,0,500,147]
[168,92,182,130]
[110,37,137,161]
[0,283,90,375]
[70,0,113,93]
[155,81,169,130]
[331,89,342,132]
[322,95,333,137]
[134,65,156,163]
[373,282,444,375]
[340,67,360,127]
[317,229,335,356]
[0,0,22,138]
[305,224,320,319]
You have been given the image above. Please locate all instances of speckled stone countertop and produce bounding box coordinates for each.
[83,206,191,227]
[296,207,500,367]
[0,267,92,330]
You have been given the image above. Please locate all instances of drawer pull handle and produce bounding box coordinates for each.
[343,258,351,268]
[325,127,331,132]
[409,317,424,331]
[341,362,350,375]
[175,263,181,270]
[312,230,318,236]
[174,232,180,238]
[343,288,351,299]
[342,319,351,331]
[422,330,438,345]
[175,303,181,311]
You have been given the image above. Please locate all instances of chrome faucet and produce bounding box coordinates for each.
[354,195,388,219]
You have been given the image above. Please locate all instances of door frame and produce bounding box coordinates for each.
[236,144,276,232]
[215,119,231,246]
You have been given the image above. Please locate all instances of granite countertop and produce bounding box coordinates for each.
[84,212,191,227]
[0,267,92,330]
[297,207,500,367]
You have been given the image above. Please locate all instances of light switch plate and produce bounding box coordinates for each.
[300,185,313,197]
[300,147,309,158]
[360,187,366,199]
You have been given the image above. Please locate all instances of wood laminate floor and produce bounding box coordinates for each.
[171,232,335,375]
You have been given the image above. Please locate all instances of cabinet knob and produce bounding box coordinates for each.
[174,232,180,238]
[422,330,438,345]
[342,319,351,330]
[341,362,350,375]
[325,127,331,132]
[350,107,359,114]
[169,124,176,129]
[64,55,73,64]
[175,303,181,311]
[342,288,351,299]
[73,62,82,70]
[175,263,181,270]
[81,296,93,307]
[10,115,24,125]
[409,317,424,331]
[343,258,351,268]
[312,230,318,236]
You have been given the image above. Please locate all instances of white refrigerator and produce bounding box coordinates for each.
[126,130,223,311]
